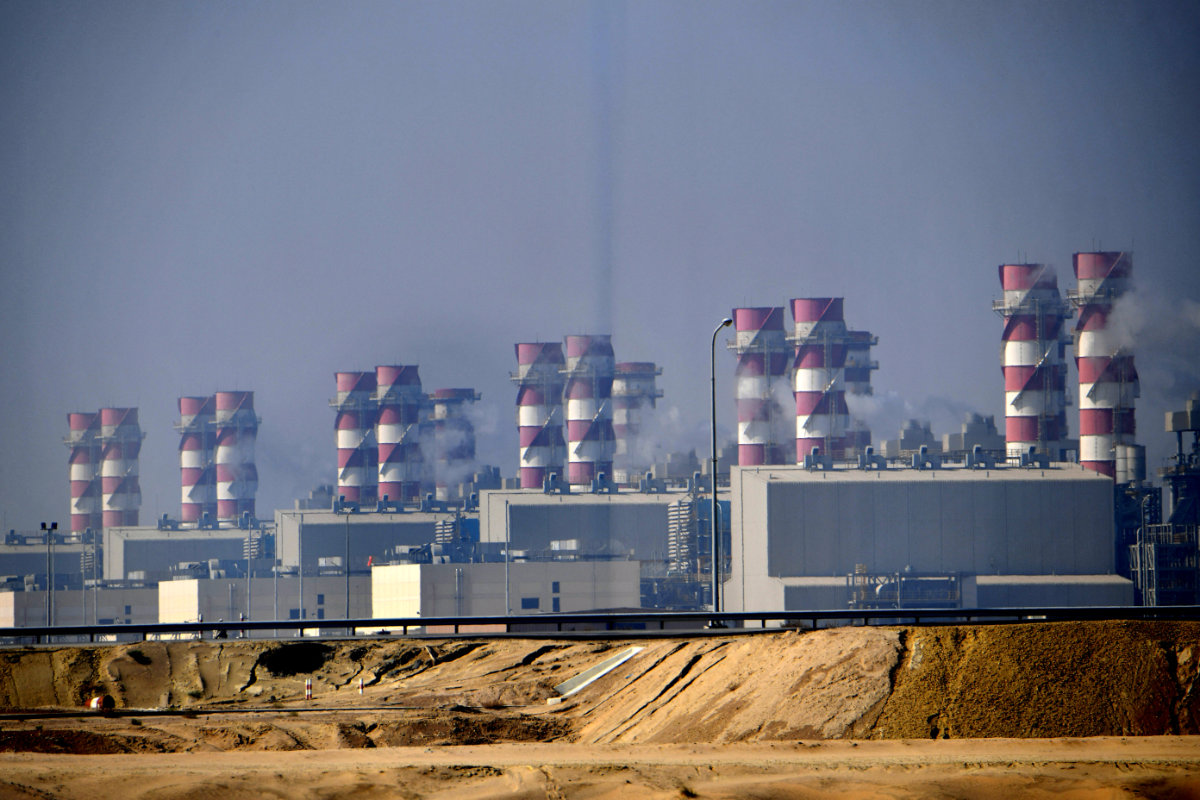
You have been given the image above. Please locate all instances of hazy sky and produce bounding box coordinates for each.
[2,0,1198,530]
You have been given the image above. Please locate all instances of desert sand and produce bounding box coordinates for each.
[1,620,1198,797]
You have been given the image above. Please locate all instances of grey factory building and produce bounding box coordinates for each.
[724,463,1133,612]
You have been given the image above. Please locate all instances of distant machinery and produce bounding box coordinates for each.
[563,335,616,491]
[429,388,481,502]
[729,307,792,466]
[213,392,259,522]
[611,362,662,479]
[1070,252,1141,480]
[995,263,1072,462]
[375,365,424,504]
[98,407,143,528]
[789,298,852,461]
[64,412,102,535]
[512,342,567,490]
[331,372,378,507]
[176,395,217,523]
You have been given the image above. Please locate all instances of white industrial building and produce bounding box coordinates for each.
[103,525,268,582]
[159,575,371,625]
[274,509,445,572]
[0,586,157,627]
[724,463,1133,611]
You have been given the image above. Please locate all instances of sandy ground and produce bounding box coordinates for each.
[2,737,1199,799]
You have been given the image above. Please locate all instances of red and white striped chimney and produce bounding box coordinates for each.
[1071,252,1139,479]
[612,362,662,478]
[214,391,258,521]
[995,264,1072,460]
[730,307,791,466]
[99,407,142,528]
[512,343,567,489]
[790,299,851,461]
[332,372,378,506]
[65,412,102,535]
[430,388,480,501]
[563,335,616,490]
[177,395,217,523]
[376,365,423,504]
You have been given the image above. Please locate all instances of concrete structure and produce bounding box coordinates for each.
[376,365,424,503]
[1,586,157,627]
[331,372,378,506]
[942,413,1006,457]
[478,488,681,563]
[1071,252,1141,480]
[176,395,218,523]
[729,307,792,466]
[372,561,640,618]
[789,298,851,460]
[274,508,444,574]
[512,342,567,489]
[995,264,1072,460]
[563,335,616,489]
[65,412,102,535]
[882,420,943,460]
[99,407,143,528]
[725,464,1125,612]
[159,575,370,624]
[612,362,662,479]
[214,391,258,521]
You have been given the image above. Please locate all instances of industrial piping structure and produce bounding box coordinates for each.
[176,396,217,523]
[331,372,378,506]
[65,412,103,535]
[429,388,481,502]
[213,392,258,522]
[98,407,143,528]
[995,263,1072,461]
[1070,252,1142,481]
[789,298,851,461]
[729,307,792,466]
[563,335,616,490]
[612,362,662,476]
[512,343,567,490]
[375,366,424,504]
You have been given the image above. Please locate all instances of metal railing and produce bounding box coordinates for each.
[2,605,1199,646]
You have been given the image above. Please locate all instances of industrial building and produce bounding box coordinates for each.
[723,463,1130,612]
[159,575,371,626]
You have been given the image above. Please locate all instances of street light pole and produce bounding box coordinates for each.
[41,522,57,626]
[711,318,733,617]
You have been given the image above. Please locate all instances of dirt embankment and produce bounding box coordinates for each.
[0,620,1196,754]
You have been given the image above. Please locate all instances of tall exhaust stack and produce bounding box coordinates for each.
[563,334,616,490]
[332,371,378,506]
[65,412,102,535]
[430,388,481,501]
[99,407,143,528]
[1071,252,1141,480]
[176,395,217,523]
[789,298,850,461]
[612,362,662,479]
[729,307,791,465]
[843,328,879,455]
[512,342,567,489]
[375,365,423,503]
[995,264,1072,461]
[214,391,258,521]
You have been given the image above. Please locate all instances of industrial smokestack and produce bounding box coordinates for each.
[995,264,1072,461]
[214,391,258,521]
[375,365,423,504]
[1071,252,1140,480]
[176,395,217,523]
[512,342,567,489]
[729,307,791,466]
[843,329,879,455]
[99,407,143,528]
[789,298,851,461]
[430,388,481,501]
[65,412,102,535]
[612,362,662,478]
[563,334,616,490]
[332,371,378,506]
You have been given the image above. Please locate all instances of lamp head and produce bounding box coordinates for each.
[720,317,733,327]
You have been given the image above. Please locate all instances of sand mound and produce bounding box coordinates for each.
[0,619,1196,753]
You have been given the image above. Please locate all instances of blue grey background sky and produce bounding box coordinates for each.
[2,0,1198,529]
